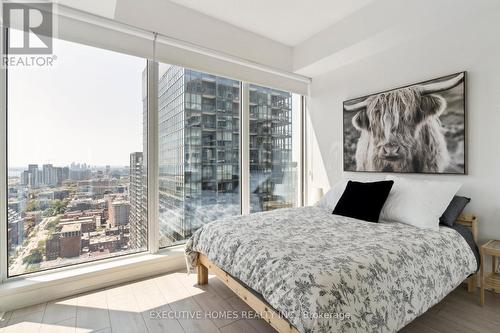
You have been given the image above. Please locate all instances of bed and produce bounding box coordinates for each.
[185,206,479,333]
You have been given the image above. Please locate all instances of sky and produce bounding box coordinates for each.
[8,38,145,168]
[7,37,301,170]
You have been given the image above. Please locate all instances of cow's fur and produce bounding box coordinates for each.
[352,87,450,173]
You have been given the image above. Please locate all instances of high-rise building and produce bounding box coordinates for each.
[43,164,51,185]
[62,167,70,182]
[20,170,29,186]
[42,164,58,186]
[155,66,293,247]
[156,66,239,246]
[129,152,147,250]
[27,164,39,188]
[69,164,91,181]
[108,200,130,227]
[54,166,69,185]
[248,85,296,212]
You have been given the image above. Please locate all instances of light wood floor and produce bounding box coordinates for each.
[1,271,499,333]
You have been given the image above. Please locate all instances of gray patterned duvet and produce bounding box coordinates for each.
[185,206,477,333]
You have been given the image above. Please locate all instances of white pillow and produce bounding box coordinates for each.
[317,179,348,210]
[380,176,461,230]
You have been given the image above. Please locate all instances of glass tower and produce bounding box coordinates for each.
[156,66,295,247]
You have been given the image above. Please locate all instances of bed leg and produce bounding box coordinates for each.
[197,262,208,285]
[467,274,476,293]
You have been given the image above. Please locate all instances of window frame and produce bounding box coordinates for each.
[0,19,7,283]
[0,34,307,284]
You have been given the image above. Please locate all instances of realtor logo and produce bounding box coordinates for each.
[3,2,53,54]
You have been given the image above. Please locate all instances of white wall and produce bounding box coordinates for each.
[305,0,500,242]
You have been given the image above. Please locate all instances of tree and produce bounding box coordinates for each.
[45,200,68,217]
[45,217,60,232]
[23,248,44,265]
[25,200,38,212]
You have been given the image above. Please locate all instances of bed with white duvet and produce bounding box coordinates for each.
[185,205,477,333]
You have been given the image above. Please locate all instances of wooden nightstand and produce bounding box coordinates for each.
[480,240,500,305]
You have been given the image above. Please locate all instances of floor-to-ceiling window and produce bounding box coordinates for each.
[6,38,148,276]
[2,21,307,279]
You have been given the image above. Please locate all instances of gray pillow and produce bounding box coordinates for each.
[440,196,471,227]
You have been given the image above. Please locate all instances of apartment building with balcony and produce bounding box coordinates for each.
[157,66,294,246]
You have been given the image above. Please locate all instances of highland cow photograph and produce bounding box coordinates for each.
[343,72,466,174]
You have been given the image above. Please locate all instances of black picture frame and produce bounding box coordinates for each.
[343,71,467,175]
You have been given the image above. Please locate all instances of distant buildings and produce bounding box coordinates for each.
[108,199,130,227]
[8,198,26,213]
[62,210,105,225]
[74,179,119,196]
[59,224,82,258]
[129,152,147,250]
[45,235,60,260]
[7,209,24,251]
[54,189,70,200]
[46,223,82,260]
[67,198,93,212]
[21,164,41,188]
[62,167,70,181]
[10,161,139,273]
[60,215,98,233]
[20,170,29,186]
[45,208,127,261]
[42,164,57,186]
[85,231,128,253]
[69,163,91,181]
[20,164,69,188]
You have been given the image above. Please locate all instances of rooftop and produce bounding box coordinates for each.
[61,224,82,234]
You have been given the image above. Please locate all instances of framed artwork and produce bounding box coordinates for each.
[343,72,466,174]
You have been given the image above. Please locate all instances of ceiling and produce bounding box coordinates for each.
[58,0,373,46]
[169,0,373,46]
[59,0,118,18]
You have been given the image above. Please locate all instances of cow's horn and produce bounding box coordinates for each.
[420,73,464,95]
[344,100,368,111]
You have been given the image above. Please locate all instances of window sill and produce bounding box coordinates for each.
[0,245,186,312]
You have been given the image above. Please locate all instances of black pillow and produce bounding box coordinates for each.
[333,180,394,222]
[440,196,471,227]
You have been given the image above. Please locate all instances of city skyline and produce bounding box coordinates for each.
[8,162,132,170]
[7,148,142,276]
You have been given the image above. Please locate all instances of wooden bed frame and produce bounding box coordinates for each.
[196,213,478,333]
[455,213,478,293]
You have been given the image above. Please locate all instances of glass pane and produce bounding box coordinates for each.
[7,38,147,276]
[158,65,241,248]
[249,85,301,212]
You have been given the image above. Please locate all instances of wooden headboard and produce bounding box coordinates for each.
[455,213,478,243]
